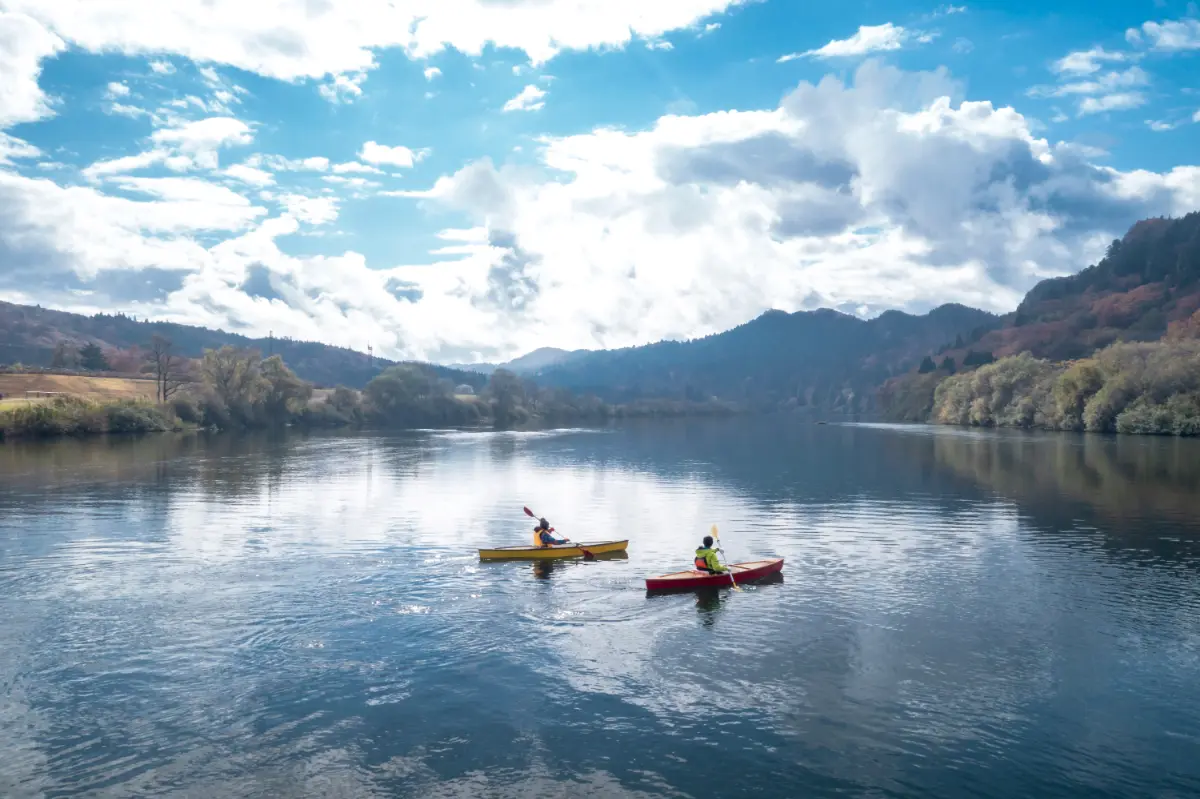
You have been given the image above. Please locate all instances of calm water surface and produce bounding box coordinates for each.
[2,420,1199,798]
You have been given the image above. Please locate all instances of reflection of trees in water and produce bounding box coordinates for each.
[933,430,1200,557]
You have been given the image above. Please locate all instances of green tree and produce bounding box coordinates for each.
[260,355,312,420]
[918,355,937,374]
[201,346,266,411]
[488,368,527,427]
[942,356,956,374]
[78,342,109,371]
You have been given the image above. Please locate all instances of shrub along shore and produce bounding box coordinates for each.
[0,346,736,441]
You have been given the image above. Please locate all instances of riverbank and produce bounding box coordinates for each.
[0,393,741,442]
[878,338,1200,437]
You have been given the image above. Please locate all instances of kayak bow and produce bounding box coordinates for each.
[644,558,784,592]
[478,540,628,561]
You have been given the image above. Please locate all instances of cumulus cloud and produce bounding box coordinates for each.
[359,141,421,167]
[149,59,175,74]
[424,66,441,80]
[1127,18,1200,51]
[503,84,547,112]
[778,23,924,62]
[377,60,1198,360]
[105,80,130,97]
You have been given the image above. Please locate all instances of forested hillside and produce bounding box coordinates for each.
[880,212,1200,434]
[532,303,999,413]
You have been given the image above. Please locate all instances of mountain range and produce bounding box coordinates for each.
[2,212,1197,409]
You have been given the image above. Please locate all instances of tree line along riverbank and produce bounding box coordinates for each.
[880,336,1200,436]
[0,345,736,441]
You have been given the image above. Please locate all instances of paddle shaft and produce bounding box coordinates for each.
[712,525,741,591]
[523,506,594,559]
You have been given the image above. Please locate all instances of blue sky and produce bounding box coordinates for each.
[0,0,1197,363]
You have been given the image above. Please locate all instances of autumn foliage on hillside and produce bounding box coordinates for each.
[881,212,1200,435]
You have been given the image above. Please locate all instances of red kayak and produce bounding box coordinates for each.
[645,558,784,592]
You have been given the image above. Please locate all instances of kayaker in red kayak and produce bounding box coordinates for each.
[534,518,568,548]
[694,536,728,574]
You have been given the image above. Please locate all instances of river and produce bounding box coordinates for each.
[1,420,1198,798]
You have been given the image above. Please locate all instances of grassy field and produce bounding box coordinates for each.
[0,373,159,402]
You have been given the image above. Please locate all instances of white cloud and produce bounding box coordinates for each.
[779,23,917,62]
[1129,18,1200,51]
[1051,46,1129,75]
[953,38,974,54]
[503,84,547,112]
[149,59,174,74]
[647,40,674,50]
[2,0,748,101]
[150,117,254,165]
[0,132,40,165]
[105,81,130,97]
[1194,109,1200,123]
[301,156,330,172]
[359,141,421,167]
[318,71,367,103]
[372,60,1198,361]
[105,102,153,119]
[82,149,169,181]
[277,193,339,225]
[332,161,383,174]
[424,66,441,80]
[224,163,275,186]
[935,4,967,14]
[703,22,721,34]
[1029,66,1149,98]
[0,171,265,285]
[0,11,66,128]
[1078,92,1146,116]
[1147,119,1177,132]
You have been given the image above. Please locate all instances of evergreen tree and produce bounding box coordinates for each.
[918,355,937,374]
[78,342,109,371]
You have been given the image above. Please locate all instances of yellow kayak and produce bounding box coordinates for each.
[478,540,629,560]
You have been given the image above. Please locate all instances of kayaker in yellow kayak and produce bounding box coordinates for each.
[694,535,728,574]
[534,517,569,548]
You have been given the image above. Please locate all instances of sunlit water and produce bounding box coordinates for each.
[2,420,1199,798]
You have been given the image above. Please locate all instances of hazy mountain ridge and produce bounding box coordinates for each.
[528,303,1001,412]
[449,347,585,376]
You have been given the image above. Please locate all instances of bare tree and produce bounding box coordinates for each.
[147,334,187,403]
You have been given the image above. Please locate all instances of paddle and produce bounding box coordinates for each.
[711,524,741,592]
[523,506,595,560]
